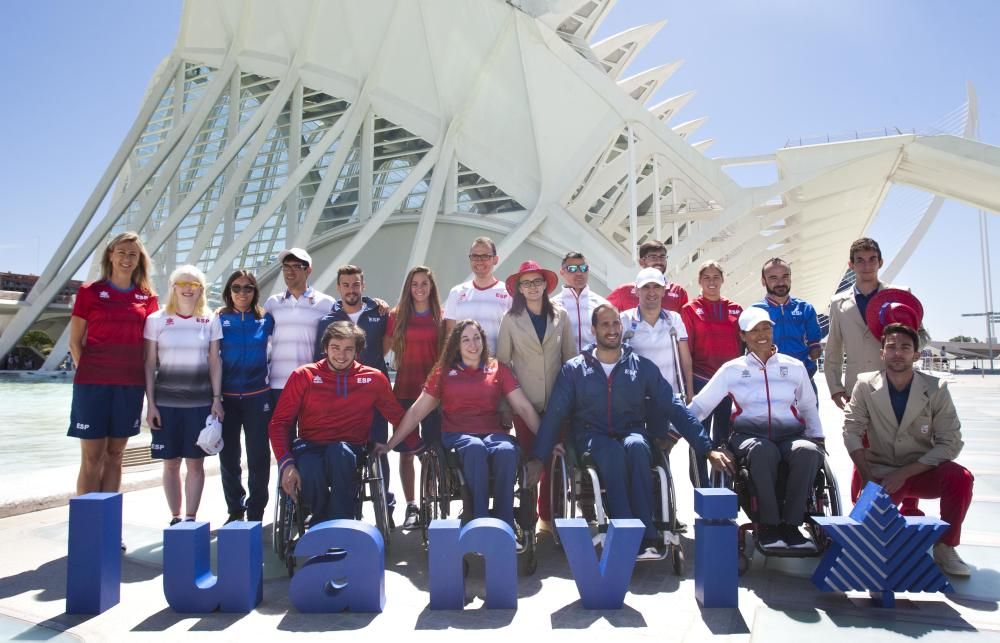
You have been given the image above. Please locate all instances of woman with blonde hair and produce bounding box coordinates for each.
[144,264,223,524]
[383,265,445,529]
[68,232,158,499]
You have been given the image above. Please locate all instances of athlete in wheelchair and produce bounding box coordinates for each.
[375,319,542,573]
[688,307,841,566]
[526,304,733,564]
[268,321,404,574]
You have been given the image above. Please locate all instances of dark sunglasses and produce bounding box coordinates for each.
[230,285,256,294]
[564,264,589,273]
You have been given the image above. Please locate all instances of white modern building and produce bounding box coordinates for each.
[2,0,999,367]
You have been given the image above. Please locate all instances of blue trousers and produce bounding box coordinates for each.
[294,441,365,524]
[220,392,272,520]
[441,432,519,528]
[576,431,657,539]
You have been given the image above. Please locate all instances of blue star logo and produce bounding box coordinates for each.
[812,482,953,600]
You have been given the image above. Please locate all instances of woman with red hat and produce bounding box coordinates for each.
[496,260,577,533]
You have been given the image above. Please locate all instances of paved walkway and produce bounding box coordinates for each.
[1,375,998,641]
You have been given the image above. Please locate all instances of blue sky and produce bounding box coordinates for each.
[1,1,997,340]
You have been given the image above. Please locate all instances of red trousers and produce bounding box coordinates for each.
[851,461,974,546]
[514,416,552,521]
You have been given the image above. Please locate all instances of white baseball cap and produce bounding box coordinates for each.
[278,247,312,267]
[738,307,775,332]
[635,267,666,288]
[196,415,224,456]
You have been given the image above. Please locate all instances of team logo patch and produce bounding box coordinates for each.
[582,365,594,377]
[99,291,110,299]
[448,369,459,377]
[133,419,140,428]
[357,377,372,384]
[458,292,469,303]
[624,367,638,382]
[165,318,175,326]
[263,403,270,412]
[920,424,930,434]
[741,369,751,379]
[222,319,231,327]
[313,375,323,384]
[791,309,803,316]
[779,366,789,377]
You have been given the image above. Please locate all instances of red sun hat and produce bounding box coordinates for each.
[505,260,558,297]
[865,288,924,341]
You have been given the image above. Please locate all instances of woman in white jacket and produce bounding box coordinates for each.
[688,307,823,551]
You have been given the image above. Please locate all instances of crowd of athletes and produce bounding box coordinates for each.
[64,231,974,575]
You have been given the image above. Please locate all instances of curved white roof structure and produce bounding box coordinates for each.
[2,0,999,365]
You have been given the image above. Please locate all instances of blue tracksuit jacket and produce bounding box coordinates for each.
[531,345,713,461]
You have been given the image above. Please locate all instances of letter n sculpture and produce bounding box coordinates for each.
[811,482,953,607]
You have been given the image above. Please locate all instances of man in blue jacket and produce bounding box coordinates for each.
[753,258,823,389]
[526,304,733,559]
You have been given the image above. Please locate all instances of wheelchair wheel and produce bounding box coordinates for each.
[548,452,576,546]
[672,545,685,576]
[419,448,450,546]
[515,464,538,577]
[366,456,392,555]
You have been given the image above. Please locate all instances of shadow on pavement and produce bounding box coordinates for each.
[550,600,647,628]
[0,556,160,604]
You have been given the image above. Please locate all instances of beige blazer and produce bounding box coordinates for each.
[842,370,962,479]
[496,306,577,412]
[824,282,928,396]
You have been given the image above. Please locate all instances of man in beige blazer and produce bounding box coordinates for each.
[826,238,929,409]
[843,323,974,576]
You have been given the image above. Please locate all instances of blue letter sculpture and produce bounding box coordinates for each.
[694,488,738,608]
[428,518,517,609]
[163,521,263,613]
[289,520,385,613]
[555,518,644,609]
[812,482,953,607]
[67,492,121,614]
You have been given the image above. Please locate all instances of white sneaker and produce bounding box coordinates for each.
[636,546,660,561]
[933,544,971,577]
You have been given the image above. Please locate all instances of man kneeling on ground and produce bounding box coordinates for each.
[844,307,974,576]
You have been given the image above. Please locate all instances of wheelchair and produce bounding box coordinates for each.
[271,442,392,577]
[724,447,843,575]
[417,439,538,576]
[548,437,686,575]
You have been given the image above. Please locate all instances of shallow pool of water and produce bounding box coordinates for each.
[0,375,153,476]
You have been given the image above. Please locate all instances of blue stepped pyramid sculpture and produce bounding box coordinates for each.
[812,481,953,606]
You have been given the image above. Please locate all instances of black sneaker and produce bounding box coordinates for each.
[225,511,245,524]
[781,524,816,550]
[757,524,786,549]
[169,517,182,526]
[403,504,420,529]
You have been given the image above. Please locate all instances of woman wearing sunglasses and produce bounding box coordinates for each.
[144,265,223,524]
[496,260,577,532]
[213,270,275,523]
